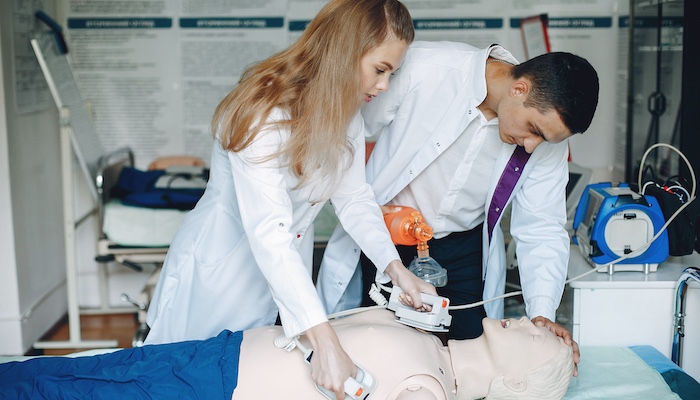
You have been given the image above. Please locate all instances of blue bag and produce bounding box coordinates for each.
[111,167,207,210]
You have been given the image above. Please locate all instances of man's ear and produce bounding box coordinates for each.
[511,80,529,97]
[503,374,528,393]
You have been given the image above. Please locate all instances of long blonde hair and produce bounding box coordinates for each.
[212,0,414,198]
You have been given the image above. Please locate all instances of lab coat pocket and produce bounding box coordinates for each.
[193,204,245,266]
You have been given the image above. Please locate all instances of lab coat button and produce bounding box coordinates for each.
[278,223,284,227]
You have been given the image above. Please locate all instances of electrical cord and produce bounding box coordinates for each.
[359,193,694,312]
[356,143,698,315]
[639,143,696,198]
[358,194,695,313]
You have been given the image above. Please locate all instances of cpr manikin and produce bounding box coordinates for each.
[232,309,573,400]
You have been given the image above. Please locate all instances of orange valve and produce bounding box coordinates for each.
[384,207,434,246]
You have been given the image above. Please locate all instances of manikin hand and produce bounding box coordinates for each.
[532,316,580,376]
[385,259,438,311]
[305,322,357,400]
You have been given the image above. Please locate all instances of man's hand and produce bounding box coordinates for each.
[531,316,580,376]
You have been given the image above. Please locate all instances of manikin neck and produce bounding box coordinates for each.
[448,336,496,400]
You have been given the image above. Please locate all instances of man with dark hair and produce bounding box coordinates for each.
[318,41,599,374]
[512,51,599,135]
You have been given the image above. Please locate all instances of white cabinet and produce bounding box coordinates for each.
[568,245,700,381]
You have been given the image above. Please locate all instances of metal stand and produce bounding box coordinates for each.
[672,266,700,366]
[34,109,117,350]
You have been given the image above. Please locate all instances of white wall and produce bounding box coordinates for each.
[0,0,69,355]
[0,15,22,353]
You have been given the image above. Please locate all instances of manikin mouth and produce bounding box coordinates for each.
[501,320,510,328]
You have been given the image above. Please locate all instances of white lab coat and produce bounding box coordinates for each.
[146,109,400,344]
[317,42,570,320]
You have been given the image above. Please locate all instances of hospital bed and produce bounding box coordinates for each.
[4,268,698,399]
[92,149,204,345]
[94,151,205,292]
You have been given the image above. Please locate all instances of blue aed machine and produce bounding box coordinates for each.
[573,182,669,274]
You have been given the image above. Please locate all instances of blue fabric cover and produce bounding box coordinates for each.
[629,345,681,374]
[630,345,700,400]
[0,330,242,400]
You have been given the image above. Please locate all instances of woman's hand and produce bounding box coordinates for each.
[305,322,356,400]
[384,259,437,311]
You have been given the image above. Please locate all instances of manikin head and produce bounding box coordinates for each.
[481,317,574,400]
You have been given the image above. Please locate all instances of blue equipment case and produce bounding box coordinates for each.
[573,182,669,274]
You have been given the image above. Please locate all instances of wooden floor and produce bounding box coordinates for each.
[30,313,141,356]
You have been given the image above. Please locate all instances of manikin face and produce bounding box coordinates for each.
[359,36,408,104]
[483,316,562,374]
[496,82,572,154]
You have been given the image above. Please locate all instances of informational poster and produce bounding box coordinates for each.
[404,0,505,46]
[13,0,51,114]
[60,0,623,174]
[403,0,502,15]
[64,0,287,168]
[286,1,324,44]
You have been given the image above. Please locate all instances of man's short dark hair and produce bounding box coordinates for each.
[513,52,599,134]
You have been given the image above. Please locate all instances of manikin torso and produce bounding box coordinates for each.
[232,309,458,399]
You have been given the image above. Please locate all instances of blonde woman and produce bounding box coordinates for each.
[145,0,436,396]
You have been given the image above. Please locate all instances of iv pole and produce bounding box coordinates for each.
[30,15,117,349]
